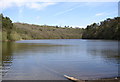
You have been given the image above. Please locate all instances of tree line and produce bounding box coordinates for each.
[82,17,120,40]
[0,13,119,41]
[0,14,83,41]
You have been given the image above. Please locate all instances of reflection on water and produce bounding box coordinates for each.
[0,42,2,81]
[1,39,119,80]
[2,42,14,77]
[86,42,119,64]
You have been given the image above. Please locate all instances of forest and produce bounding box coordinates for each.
[82,17,120,40]
[0,13,119,41]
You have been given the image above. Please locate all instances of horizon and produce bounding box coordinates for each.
[0,1,118,28]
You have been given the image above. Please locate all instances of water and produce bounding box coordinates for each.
[1,39,119,80]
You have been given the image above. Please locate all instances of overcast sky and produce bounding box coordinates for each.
[0,0,118,28]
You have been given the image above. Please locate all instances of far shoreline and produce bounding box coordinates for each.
[1,38,119,42]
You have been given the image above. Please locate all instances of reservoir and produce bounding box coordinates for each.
[2,39,119,80]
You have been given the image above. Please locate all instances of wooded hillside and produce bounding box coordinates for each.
[82,17,120,40]
[14,23,83,40]
[0,14,83,41]
[0,13,119,41]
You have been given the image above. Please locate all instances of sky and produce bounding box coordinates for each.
[0,0,119,28]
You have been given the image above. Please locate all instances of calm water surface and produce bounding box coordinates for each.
[2,39,119,80]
